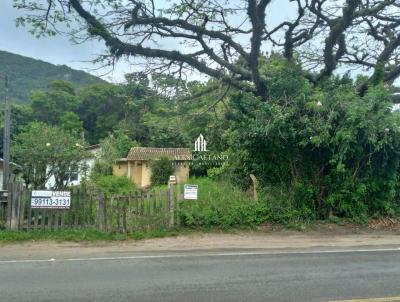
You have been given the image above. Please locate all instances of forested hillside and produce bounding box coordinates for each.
[0,50,105,103]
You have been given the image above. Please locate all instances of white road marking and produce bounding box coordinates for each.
[327,297,400,302]
[0,247,400,264]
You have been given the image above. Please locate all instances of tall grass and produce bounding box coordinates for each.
[0,229,179,244]
[178,178,268,229]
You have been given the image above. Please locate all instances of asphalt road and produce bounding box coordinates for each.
[1,248,400,302]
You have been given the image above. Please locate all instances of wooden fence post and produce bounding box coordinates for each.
[168,185,174,227]
[9,182,21,230]
[250,174,258,201]
[96,192,104,231]
[134,191,139,231]
[176,184,182,226]
[17,184,25,230]
[5,182,12,229]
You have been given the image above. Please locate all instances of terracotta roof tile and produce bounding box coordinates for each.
[126,147,191,161]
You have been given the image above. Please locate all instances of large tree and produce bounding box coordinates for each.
[13,0,400,99]
[12,122,87,189]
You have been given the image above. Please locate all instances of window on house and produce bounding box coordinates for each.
[70,171,79,182]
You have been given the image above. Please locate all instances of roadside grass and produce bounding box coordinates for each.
[0,228,180,245]
[0,225,264,245]
[1,217,399,245]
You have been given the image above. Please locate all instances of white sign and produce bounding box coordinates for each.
[184,184,198,200]
[169,175,177,184]
[31,190,71,209]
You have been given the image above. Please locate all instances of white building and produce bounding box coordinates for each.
[45,144,100,189]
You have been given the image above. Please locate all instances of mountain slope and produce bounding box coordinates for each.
[0,50,106,103]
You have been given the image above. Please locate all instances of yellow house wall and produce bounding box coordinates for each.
[113,160,190,188]
[141,163,152,188]
[113,162,128,177]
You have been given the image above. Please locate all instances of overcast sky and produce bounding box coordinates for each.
[0,0,294,83]
[0,1,143,82]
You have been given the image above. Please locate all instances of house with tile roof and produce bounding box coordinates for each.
[113,147,191,188]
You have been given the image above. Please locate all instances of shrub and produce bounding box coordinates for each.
[223,67,400,220]
[178,178,268,229]
[93,130,137,175]
[150,157,174,186]
[260,184,316,225]
[91,175,137,195]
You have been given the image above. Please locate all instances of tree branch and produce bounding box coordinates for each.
[248,0,271,99]
[68,0,255,93]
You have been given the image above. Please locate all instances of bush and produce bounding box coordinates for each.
[221,59,400,220]
[93,130,137,175]
[150,157,174,186]
[91,175,137,195]
[178,178,268,229]
[260,184,316,225]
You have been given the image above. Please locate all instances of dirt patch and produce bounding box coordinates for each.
[368,217,400,230]
[260,219,400,235]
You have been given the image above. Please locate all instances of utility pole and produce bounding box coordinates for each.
[3,75,11,190]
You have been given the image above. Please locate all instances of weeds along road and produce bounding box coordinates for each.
[1,248,400,302]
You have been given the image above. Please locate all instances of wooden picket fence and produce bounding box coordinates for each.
[1,181,176,232]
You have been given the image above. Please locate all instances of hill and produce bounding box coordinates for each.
[0,50,106,103]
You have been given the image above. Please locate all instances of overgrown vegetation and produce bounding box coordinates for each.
[92,130,136,175]
[178,178,267,229]
[90,175,138,195]
[219,57,400,222]
[150,157,174,186]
